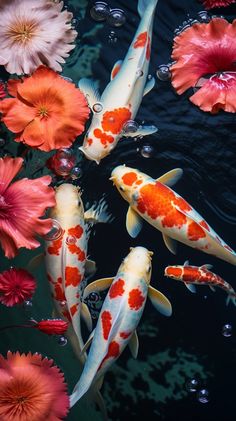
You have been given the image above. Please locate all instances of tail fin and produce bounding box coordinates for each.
[84,196,113,225]
[138,0,158,16]
[226,294,236,306]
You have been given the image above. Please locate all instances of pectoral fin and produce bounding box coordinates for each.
[126,206,143,238]
[85,259,97,277]
[162,233,177,255]
[81,302,93,332]
[148,285,172,316]
[111,60,123,80]
[80,329,95,355]
[27,253,44,271]
[83,277,114,300]
[129,330,139,359]
[201,264,213,271]
[143,77,155,96]
[123,124,158,138]
[156,168,183,187]
[184,282,196,293]
[209,285,216,292]
[78,78,101,109]
[184,260,189,266]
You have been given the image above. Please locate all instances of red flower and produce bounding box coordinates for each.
[34,319,69,335]
[201,0,236,9]
[0,156,56,258]
[0,268,36,307]
[0,351,69,421]
[0,66,90,152]
[171,18,236,113]
[0,81,6,99]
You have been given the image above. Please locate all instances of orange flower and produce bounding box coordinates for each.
[0,66,90,151]
[0,351,69,421]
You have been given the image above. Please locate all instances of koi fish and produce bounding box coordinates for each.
[110,165,236,265]
[165,261,236,305]
[70,246,172,407]
[78,0,158,164]
[44,183,110,362]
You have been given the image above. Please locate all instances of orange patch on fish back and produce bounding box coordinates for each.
[101,310,112,340]
[135,179,142,185]
[109,278,125,299]
[111,63,121,79]
[47,236,63,255]
[47,273,55,285]
[137,182,188,228]
[68,243,86,261]
[94,128,114,147]
[199,220,210,231]
[122,172,138,186]
[128,288,145,311]
[70,303,78,317]
[120,331,132,339]
[166,267,182,278]
[188,221,206,241]
[62,309,72,323]
[65,266,82,287]
[99,340,120,370]
[87,138,93,146]
[183,267,201,283]
[134,31,148,48]
[54,283,66,302]
[102,107,131,134]
[146,35,151,60]
[68,225,83,239]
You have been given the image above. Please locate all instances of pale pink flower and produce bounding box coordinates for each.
[0,0,77,75]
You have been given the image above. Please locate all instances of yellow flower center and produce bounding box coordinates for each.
[7,19,38,43]
[38,106,49,118]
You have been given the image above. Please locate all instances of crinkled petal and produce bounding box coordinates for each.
[0,157,23,195]
[0,98,36,133]
[201,0,236,9]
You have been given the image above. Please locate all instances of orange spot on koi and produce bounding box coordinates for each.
[109,278,125,299]
[68,225,83,239]
[70,303,78,317]
[68,243,86,261]
[65,266,82,287]
[99,340,120,370]
[122,172,138,186]
[101,107,131,134]
[134,31,148,48]
[94,128,114,147]
[188,221,206,241]
[120,331,132,339]
[128,288,145,311]
[101,310,112,340]
[47,236,63,255]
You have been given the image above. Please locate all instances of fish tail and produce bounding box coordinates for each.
[85,195,113,226]
[138,0,158,16]
[86,376,108,421]
[226,294,236,307]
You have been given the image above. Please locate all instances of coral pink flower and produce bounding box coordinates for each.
[0,351,69,421]
[0,268,36,307]
[0,0,77,75]
[201,0,236,9]
[0,66,90,152]
[171,18,236,113]
[0,156,56,258]
[34,320,69,335]
[0,82,6,99]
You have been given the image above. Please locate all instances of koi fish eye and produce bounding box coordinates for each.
[146,265,151,274]
[119,186,125,192]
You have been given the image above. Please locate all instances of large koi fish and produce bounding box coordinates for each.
[70,246,172,407]
[110,165,236,265]
[78,0,158,164]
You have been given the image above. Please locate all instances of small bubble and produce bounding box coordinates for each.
[148,74,152,80]
[44,220,63,241]
[186,379,199,393]
[0,138,6,147]
[107,8,126,27]
[57,148,73,159]
[122,120,139,133]
[88,292,100,302]
[60,300,67,307]
[222,323,232,337]
[156,65,171,81]
[197,389,209,404]
[56,158,75,176]
[90,2,110,22]
[66,235,77,245]
[24,300,33,309]
[70,166,81,179]
[140,144,154,158]
[198,11,211,23]
[92,102,103,113]
[58,336,68,346]
[136,69,143,77]
[108,30,118,43]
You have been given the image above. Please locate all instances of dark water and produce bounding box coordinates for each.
[0,0,236,420]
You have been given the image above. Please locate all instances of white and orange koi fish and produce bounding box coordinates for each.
[110,165,236,265]
[44,183,110,362]
[78,0,158,164]
[70,246,172,407]
[165,261,236,305]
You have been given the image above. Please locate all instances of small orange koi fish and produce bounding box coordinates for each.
[165,261,236,305]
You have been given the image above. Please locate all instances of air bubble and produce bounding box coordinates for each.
[222,323,232,337]
[136,69,143,77]
[0,138,6,147]
[186,379,199,393]
[108,30,118,43]
[197,389,209,404]
[66,235,77,245]
[93,102,103,113]
[122,120,139,133]
[156,65,171,81]
[58,336,68,346]
[140,144,154,158]
[70,166,81,179]
[44,220,63,241]
[90,2,110,22]
[57,148,73,159]
[88,292,100,302]
[24,300,33,309]
[107,8,126,27]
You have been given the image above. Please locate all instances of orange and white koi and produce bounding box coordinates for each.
[78,0,158,164]
[110,165,236,265]
[45,183,110,362]
[70,246,172,407]
[165,261,236,305]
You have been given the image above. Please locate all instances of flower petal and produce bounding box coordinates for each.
[0,157,23,195]
[0,98,36,133]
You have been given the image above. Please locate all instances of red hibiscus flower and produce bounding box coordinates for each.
[34,319,69,335]
[171,18,236,113]
[0,268,36,307]
[201,0,236,9]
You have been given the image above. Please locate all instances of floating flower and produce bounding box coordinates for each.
[0,66,90,151]
[0,0,77,75]
[34,319,69,335]
[0,156,56,258]
[201,0,236,9]
[0,268,36,307]
[0,351,69,420]
[171,18,236,113]
[0,82,6,99]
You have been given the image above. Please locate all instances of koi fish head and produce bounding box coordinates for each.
[53,183,84,216]
[121,246,153,285]
[164,266,183,281]
[110,165,147,202]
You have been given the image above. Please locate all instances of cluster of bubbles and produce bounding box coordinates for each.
[174,11,225,37]
[46,148,81,180]
[186,378,209,404]
[90,2,126,27]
